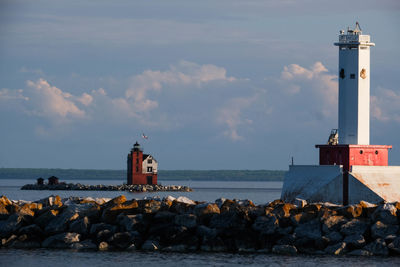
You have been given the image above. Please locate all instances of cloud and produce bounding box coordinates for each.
[0,88,29,101]
[216,95,256,141]
[276,61,338,119]
[125,60,236,113]
[371,87,400,122]
[26,79,86,119]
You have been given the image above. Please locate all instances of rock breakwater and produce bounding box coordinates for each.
[21,183,192,192]
[1,195,400,256]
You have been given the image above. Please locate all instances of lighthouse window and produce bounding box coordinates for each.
[147,159,152,164]
[340,69,345,79]
[350,74,356,79]
[360,150,363,154]
[147,167,153,172]
[375,150,379,155]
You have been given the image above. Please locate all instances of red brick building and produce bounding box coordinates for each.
[127,142,158,185]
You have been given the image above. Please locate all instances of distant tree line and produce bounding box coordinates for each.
[0,168,286,181]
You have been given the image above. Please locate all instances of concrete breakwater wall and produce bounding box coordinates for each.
[21,183,192,192]
[1,195,400,256]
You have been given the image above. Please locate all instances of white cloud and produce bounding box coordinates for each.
[26,79,86,119]
[0,88,29,101]
[216,95,256,141]
[277,61,338,118]
[126,60,236,113]
[371,87,400,122]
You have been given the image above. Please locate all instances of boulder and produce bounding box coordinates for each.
[388,236,400,254]
[322,215,347,233]
[108,232,133,249]
[324,231,343,245]
[42,232,80,248]
[196,225,217,239]
[34,209,59,228]
[364,238,389,256]
[0,196,12,206]
[324,242,347,255]
[294,219,322,241]
[272,244,297,255]
[337,205,363,218]
[102,199,139,224]
[340,219,369,236]
[252,214,279,235]
[194,203,220,218]
[176,196,196,205]
[290,212,317,226]
[215,198,226,208]
[209,211,247,231]
[18,224,43,237]
[69,239,97,251]
[9,240,41,249]
[0,214,32,238]
[343,234,366,249]
[372,203,398,225]
[294,198,307,208]
[371,221,399,239]
[69,216,90,235]
[117,214,144,232]
[44,209,79,235]
[102,195,126,209]
[89,223,117,236]
[153,211,176,224]
[138,199,161,214]
[141,239,159,251]
[272,203,296,218]
[0,203,9,220]
[174,214,197,228]
[98,241,109,251]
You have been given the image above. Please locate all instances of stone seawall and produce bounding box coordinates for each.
[1,195,400,256]
[21,183,192,192]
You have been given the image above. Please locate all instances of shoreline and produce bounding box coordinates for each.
[1,195,400,256]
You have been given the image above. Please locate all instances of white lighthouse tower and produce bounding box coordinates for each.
[335,22,375,145]
[281,23,400,205]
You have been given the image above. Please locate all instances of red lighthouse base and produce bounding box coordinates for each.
[315,144,392,172]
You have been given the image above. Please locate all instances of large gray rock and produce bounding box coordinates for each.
[324,231,343,245]
[34,209,59,228]
[372,204,398,225]
[294,219,322,241]
[340,219,369,236]
[69,216,90,235]
[371,221,399,239]
[42,232,80,248]
[174,214,197,228]
[70,239,97,251]
[322,215,347,233]
[45,209,79,235]
[272,244,297,255]
[141,239,159,251]
[252,214,279,235]
[18,224,43,237]
[347,249,373,256]
[98,241,109,251]
[388,236,400,254]
[0,214,31,238]
[343,234,366,249]
[117,214,143,232]
[364,238,389,256]
[108,232,133,249]
[324,242,347,255]
[196,225,217,239]
[89,223,117,235]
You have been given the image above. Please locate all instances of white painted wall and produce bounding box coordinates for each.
[336,31,374,145]
[142,155,158,174]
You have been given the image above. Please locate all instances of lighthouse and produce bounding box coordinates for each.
[336,22,373,145]
[281,23,400,205]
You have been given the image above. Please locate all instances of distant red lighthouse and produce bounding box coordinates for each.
[127,142,158,185]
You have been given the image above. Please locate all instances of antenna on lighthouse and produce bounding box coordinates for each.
[354,22,362,34]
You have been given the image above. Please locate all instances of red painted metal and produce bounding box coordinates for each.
[127,148,157,185]
[315,144,392,172]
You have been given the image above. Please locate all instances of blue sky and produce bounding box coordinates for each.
[0,0,399,170]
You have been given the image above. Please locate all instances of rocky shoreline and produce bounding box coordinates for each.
[1,195,400,256]
[21,183,192,192]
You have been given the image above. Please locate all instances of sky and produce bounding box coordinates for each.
[0,0,399,170]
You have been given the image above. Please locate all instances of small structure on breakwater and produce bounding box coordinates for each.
[281,23,400,205]
[127,142,158,185]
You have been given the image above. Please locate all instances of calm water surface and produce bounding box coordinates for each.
[0,179,282,204]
